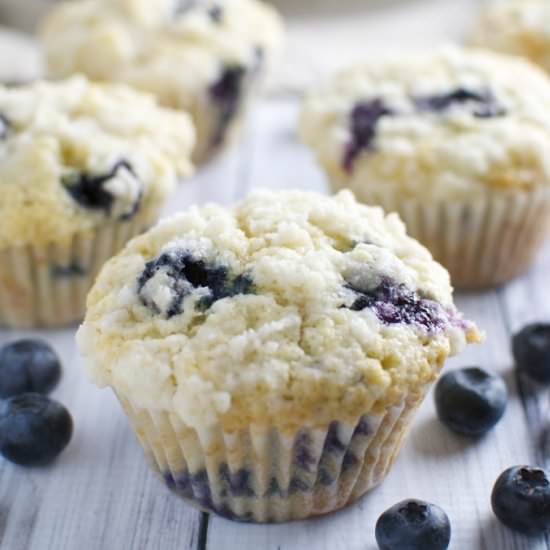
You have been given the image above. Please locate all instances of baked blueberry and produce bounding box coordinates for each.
[0,393,73,466]
[343,99,393,172]
[375,499,451,550]
[492,466,550,535]
[137,248,254,317]
[63,160,142,220]
[344,278,447,332]
[209,66,246,146]
[512,323,550,383]
[0,114,9,140]
[0,339,61,399]
[414,88,505,118]
[434,367,507,436]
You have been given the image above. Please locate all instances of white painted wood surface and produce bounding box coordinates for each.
[1,99,550,550]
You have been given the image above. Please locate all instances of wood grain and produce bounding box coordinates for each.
[1,99,549,550]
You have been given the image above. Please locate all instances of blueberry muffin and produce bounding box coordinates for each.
[77,190,480,522]
[41,0,284,164]
[0,76,195,328]
[299,46,550,289]
[471,0,550,74]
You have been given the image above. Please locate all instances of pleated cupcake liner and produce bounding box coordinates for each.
[344,186,550,289]
[0,207,160,329]
[116,386,428,523]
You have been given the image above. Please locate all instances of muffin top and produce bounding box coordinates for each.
[77,190,480,432]
[299,46,550,201]
[41,0,284,105]
[471,0,550,73]
[0,77,195,249]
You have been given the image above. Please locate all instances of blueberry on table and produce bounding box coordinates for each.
[375,499,451,550]
[0,393,73,466]
[434,367,507,437]
[0,339,61,398]
[512,323,550,383]
[492,466,550,536]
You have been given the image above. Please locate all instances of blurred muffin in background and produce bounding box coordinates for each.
[0,0,56,33]
[299,46,550,289]
[41,0,284,164]
[0,76,194,328]
[470,0,550,74]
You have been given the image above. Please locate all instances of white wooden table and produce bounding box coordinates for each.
[1,99,550,550]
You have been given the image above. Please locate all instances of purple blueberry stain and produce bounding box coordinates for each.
[209,65,247,147]
[342,451,359,471]
[414,87,506,118]
[343,99,393,172]
[163,471,177,490]
[317,467,334,487]
[289,476,310,495]
[323,422,346,455]
[293,432,316,471]
[264,477,283,498]
[137,249,254,318]
[354,416,371,437]
[219,464,255,497]
[63,160,142,220]
[343,277,448,332]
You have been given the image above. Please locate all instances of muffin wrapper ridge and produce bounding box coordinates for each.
[348,186,550,289]
[116,387,428,523]
[0,207,161,329]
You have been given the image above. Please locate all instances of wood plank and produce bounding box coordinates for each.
[205,99,549,550]
[0,330,201,550]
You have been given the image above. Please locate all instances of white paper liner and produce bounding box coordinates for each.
[347,187,550,289]
[117,388,428,523]
[0,207,160,328]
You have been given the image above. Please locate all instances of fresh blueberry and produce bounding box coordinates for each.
[0,340,61,399]
[414,88,506,118]
[137,249,254,318]
[63,160,141,219]
[512,323,550,383]
[492,466,550,536]
[343,99,393,172]
[434,367,507,436]
[0,393,73,466]
[343,277,448,332]
[375,499,451,550]
[209,66,246,147]
[0,114,9,140]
